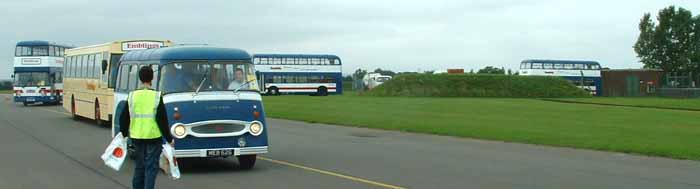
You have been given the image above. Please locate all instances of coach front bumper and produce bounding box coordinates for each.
[174,146,268,158]
[14,95,57,103]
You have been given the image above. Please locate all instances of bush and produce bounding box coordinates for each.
[342,80,353,91]
[0,80,12,90]
[365,74,588,98]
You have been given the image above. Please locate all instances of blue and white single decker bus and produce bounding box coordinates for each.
[112,46,268,169]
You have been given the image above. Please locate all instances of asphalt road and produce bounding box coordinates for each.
[1,95,700,189]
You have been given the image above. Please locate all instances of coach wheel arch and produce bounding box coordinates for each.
[317,86,328,96]
[268,86,279,96]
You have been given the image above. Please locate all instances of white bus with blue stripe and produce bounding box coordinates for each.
[112,46,268,169]
[12,41,72,106]
[519,59,603,96]
[253,54,342,96]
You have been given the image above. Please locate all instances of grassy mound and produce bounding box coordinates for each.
[366,74,588,98]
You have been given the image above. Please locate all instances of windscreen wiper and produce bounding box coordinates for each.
[233,80,254,94]
[193,73,209,97]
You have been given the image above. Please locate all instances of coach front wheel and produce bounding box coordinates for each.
[237,155,256,170]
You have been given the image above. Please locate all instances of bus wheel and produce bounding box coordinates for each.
[95,100,103,126]
[317,87,328,96]
[268,87,279,96]
[237,155,256,170]
[71,96,78,120]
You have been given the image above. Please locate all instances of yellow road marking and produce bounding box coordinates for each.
[258,156,406,189]
[36,106,406,189]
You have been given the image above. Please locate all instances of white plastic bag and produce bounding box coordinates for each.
[101,132,128,171]
[159,142,181,180]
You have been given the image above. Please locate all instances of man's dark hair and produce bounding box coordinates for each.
[139,66,154,83]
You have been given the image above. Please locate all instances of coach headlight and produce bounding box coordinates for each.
[172,125,187,139]
[249,122,263,136]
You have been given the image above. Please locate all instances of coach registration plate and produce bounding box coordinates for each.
[207,149,233,157]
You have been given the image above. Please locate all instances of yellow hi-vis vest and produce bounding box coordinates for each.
[128,89,162,139]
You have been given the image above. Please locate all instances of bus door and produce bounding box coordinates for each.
[49,71,61,98]
[256,71,265,93]
[107,53,123,89]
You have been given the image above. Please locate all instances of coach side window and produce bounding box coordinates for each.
[151,64,160,89]
[95,53,103,80]
[554,63,564,69]
[68,56,74,78]
[64,56,71,78]
[65,56,71,78]
[531,63,543,69]
[128,65,139,91]
[71,56,78,78]
[77,55,84,78]
[118,65,129,92]
[543,63,553,69]
[564,64,574,69]
[520,63,528,69]
[87,54,94,79]
[49,46,55,56]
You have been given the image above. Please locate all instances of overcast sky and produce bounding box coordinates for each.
[1,0,699,79]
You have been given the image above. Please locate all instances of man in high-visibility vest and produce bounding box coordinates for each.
[119,66,173,189]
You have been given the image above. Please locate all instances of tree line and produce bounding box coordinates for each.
[0,80,12,90]
[347,67,517,80]
[634,5,700,85]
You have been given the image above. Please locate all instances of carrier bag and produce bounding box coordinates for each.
[159,140,181,180]
[101,132,128,171]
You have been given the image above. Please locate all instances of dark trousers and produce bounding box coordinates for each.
[132,139,162,189]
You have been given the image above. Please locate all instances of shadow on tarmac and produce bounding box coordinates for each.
[177,157,252,174]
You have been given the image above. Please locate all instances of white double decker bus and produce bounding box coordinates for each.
[12,41,72,106]
[253,54,343,96]
[519,59,603,96]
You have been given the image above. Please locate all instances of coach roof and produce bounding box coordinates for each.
[521,59,600,65]
[16,40,73,48]
[120,46,252,62]
[253,54,340,60]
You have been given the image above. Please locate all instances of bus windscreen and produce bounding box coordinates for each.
[159,62,258,94]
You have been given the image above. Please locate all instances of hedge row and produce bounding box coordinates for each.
[365,74,589,98]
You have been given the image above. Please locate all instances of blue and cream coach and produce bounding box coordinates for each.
[112,46,269,169]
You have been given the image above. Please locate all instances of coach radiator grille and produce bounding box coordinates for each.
[191,123,246,134]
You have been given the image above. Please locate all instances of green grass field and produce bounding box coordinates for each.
[0,90,12,94]
[263,93,700,160]
[553,97,700,111]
